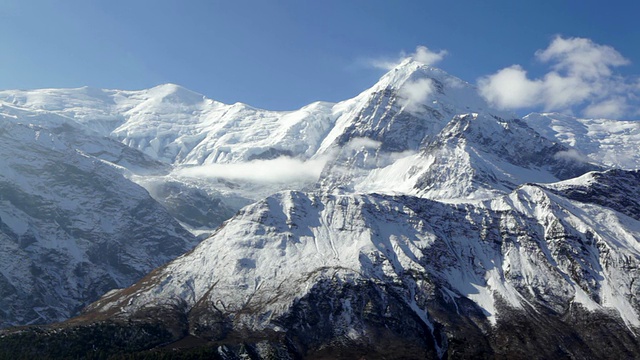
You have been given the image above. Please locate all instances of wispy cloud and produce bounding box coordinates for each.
[362,45,446,114]
[412,46,448,66]
[583,97,629,119]
[344,137,382,151]
[366,45,448,70]
[478,36,638,119]
[332,137,418,171]
[398,78,435,114]
[174,157,328,184]
[554,148,590,163]
[368,58,403,71]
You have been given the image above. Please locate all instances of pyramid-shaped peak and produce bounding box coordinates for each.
[373,59,471,91]
[354,59,511,121]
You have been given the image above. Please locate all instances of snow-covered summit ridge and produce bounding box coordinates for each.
[0,83,337,165]
[0,60,506,166]
[370,59,503,114]
[316,60,513,154]
[0,61,634,203]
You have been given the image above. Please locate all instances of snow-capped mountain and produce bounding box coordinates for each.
[78,170,640,358]
[314,60,601,200]
[0,84,339,234]
[1,61,631,208]
[0,83,336,166]
[0,59,639,358]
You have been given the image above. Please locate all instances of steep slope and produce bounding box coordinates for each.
[317,62,600,200]
[0,117,197,328]
[17,169,638,359]
[406,113,601,199]
[317,59,501,153]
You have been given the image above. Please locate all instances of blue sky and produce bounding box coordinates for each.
[1,0,639,118]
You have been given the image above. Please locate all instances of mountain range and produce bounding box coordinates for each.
[0,59,639,359]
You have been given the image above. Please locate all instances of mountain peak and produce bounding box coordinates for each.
[371,59,457,91]
[146,83,208,104]
[362,59,511,120]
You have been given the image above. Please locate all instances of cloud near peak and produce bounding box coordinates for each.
[478,36,638,119]
[398,78,436,114]
[412,45,448,66]
[368,45,448,70]
[535,36,629,79]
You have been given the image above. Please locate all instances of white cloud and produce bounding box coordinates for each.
[478,36,638,119]
[583,97,629,118]
[366,45,447,70]
[368,58,402,71]
[477,65,543,109]
[345,137,382,151]
[412,45,448,66]
[398,78,436,113]
[539,72,591,109]
[554,149,589,163]
[332,138,418,174]
[535,37,629,79]
[174,157,328,184]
